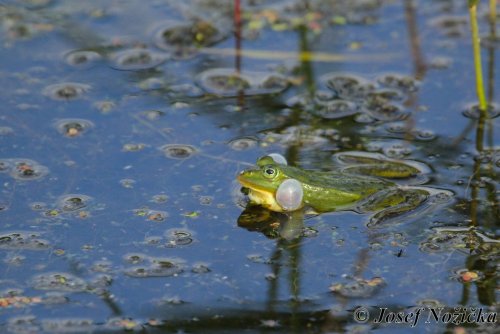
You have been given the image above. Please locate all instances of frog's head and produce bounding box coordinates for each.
[237,155,303,212]
[237,157,287,195]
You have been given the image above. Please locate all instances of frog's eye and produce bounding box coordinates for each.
[263,166,278,178]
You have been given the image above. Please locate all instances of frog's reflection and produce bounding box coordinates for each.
[237,204,305,240]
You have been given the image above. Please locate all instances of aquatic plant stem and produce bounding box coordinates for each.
[490,0,497,26]
[404,0,426,79]
[486,1,499,221]
[468,2,488,113]
[487,0,496,104]
[234,0,242,73]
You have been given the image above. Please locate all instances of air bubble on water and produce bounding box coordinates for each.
[0,127,14,136]
[312,100,359,119]
[451,268,484,283]
[43,83,90,100]
[7,316,40,334]
[110,48,168,70]
[228,137,258,151]
[199,196,213,205]
[120,179,136,188]
[152,194,169,203]
[56,194,92,212]
[125,257,184,277]
[122,143,146,152]
[383,144,413,158]
[196,68,288,96]
[323,73,375,100]
[124,253,146,264]
[165,229,194,247]
[65,50,101,68]
[462,103,500,119]
[161,144,198,159]
[385,122,407,134]
[414,129,436,141]
[31,273,88,292]
[329,277,385,298]
[376,73,420,93]
[153,20,225,58]
[0,232,50,250]
[366,103,410,122]
[42,318,94,333]
[7,159,49,180]
[191,263,211,274]
[54,119,94,138]
[356,113,377,125]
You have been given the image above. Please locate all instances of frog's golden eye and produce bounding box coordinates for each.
[263,166,278,179]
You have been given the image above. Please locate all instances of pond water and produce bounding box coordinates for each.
[0,0,498,333]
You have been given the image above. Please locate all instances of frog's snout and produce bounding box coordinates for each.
[236,171,246,183]
[237,170,256,187]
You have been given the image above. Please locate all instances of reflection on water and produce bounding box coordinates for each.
[0,0,498,333]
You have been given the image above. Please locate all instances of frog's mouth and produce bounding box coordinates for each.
[237,175,283,211]
[237,174,272,193]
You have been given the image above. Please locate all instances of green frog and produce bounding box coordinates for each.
[237,152,445,225]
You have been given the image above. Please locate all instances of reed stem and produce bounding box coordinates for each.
[490,0,497,26]
[468,1,488,113]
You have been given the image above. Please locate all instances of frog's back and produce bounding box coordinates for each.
[281,165,392,212]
